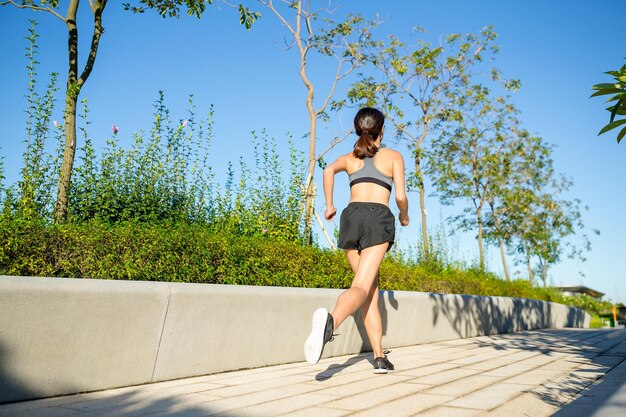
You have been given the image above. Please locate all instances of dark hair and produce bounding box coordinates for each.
[353,107,385,159]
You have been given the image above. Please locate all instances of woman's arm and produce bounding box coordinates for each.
[392,152,410,226]
[323,155,348,221]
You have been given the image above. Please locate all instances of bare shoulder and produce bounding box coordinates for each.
[379,148,403,161]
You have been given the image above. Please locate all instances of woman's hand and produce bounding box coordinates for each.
[399,213,410,226]
[325,206,337,221]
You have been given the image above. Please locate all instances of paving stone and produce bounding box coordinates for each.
[396,362,462,378]
[0,396,88,417]
[74,392,225,417]
[199,373,312,397]
[232,392,339,416]
[409,368,481,386]
[323,381,435,411]
[279,406,353,417]
[2,329,624,417]
[417,405,483,417]
[348,392,455,417]
[483,362,543,377]
[503,368,566,386]
[0,407,84,417]
[312,374,416,398]
[424,374,502,396]
[483,392,559,417]
[447,383,529,410]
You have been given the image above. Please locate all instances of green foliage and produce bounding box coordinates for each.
[122,0,260,29]
[555,293,613,317]
[588,315,605,329]
[11,20,62,221]
[591,61,626,143]
[124,0,213,17]
[0,217,571,305]
[69,92,215,224]
[0,219,347,286]
[3,28,306,240]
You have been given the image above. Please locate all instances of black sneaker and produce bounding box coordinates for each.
[304,308,334,364]
[373,355,394,374]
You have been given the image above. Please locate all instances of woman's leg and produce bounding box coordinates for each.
[342,249,384,358]
[331,242,388,334]
[361,278,384,358]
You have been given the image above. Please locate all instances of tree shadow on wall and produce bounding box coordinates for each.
[428,293,587,344]
[315,290,399,381]
[0,339,42,406]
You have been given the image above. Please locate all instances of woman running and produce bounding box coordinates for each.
[304,107,410,374]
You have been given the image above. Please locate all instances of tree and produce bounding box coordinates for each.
[484,131,555,282]
[591,61,626,143]
[1,0,258,222]
[256,0,375,243]
[426,84,518,272]
[521,191,590,287]
[494,132,595,287]
[343,27,500,257]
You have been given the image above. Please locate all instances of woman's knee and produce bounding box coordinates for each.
[349,285,369,303]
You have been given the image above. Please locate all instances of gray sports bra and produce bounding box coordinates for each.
[348,154,393,192]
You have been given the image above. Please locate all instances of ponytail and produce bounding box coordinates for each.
[352,107,385,159]
[353,130,379,158]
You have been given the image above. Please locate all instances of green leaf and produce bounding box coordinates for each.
[610,99,623,123]
[606,104,626,115]
[605,92,626,102]
[592,83,618,90]
[598,118,626,135]
[619,76,626,83]
[590,88,622,98]
[617,126,626,144]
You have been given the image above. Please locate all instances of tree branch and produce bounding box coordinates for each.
[316,129,352,161]
[1,0,66,22]
[316,51,352,115]
[78,0,108,87]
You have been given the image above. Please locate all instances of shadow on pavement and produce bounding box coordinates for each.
[315,352,371,381]
[428,292,625,415]
[471,328,626,414]
[0,386,251,417]
[315,290,399,381]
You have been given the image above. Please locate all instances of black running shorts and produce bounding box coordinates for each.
[338,202,395,252]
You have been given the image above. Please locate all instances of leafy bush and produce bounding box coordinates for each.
[0,219,346,286]
[0,218,563,304]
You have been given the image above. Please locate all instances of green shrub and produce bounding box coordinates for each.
[0,218,565,302]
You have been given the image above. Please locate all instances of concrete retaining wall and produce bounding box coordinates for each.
[0,275,589,404]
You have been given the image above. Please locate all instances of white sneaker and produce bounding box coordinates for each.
[304,308,334,364]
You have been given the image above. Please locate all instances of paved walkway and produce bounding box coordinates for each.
[1,329,625,417]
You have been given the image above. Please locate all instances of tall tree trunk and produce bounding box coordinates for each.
[54,95,78,221]
[54,0,80,222]
[525,241,534,285]
[305,103,316,245]
[492,209,510,280]
[415,156,428,257]
[498,237,510,281]
[540,259,548,288]
[476,204,484,271]
[53,0,107,222]
[414,127,429,257]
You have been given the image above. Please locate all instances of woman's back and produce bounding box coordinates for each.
[345,148,397,206]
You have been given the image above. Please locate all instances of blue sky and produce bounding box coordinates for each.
[1,1,624,302]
